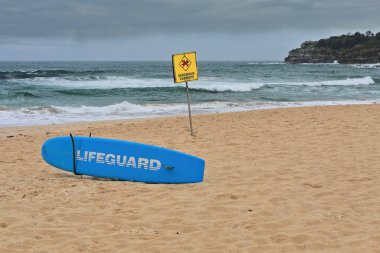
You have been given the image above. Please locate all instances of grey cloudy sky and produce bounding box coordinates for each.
[1,0,379,61]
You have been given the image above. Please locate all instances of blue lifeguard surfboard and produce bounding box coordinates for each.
[41,136,205,183]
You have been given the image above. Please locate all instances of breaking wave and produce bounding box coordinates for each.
[282,76,375,87]
[0,69,114,80]
[350,63,380,69]
[2,99,380,127]
[1,61,380,127]
[0,91,40,99]
[8,76,375,92]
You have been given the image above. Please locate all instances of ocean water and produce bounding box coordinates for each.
[0,61,380,127]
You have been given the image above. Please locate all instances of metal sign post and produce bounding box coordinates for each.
[185,81,194,136]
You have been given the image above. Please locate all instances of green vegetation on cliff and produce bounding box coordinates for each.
[313,31,380,50]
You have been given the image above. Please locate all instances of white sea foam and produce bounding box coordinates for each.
[2,99,380,127]
[192,76,375,91]
[16,76,267,92]
[350,63,380,69]
[19,76,265,92]
[285,76,375,86]
[191,82,266,92]
[51,102,161,114]
[19,76,173,89]
[13,76,375,92]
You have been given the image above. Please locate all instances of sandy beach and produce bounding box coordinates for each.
[1,104,380,252]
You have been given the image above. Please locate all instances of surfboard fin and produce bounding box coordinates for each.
[69,133,81,176]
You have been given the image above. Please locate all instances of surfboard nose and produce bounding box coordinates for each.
[41,137,74,173]
[41,141,48,161]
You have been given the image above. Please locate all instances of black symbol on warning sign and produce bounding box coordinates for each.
[179,55,191,71]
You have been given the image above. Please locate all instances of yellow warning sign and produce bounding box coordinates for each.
[172,52,198,83]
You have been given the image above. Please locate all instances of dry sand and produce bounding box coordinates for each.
[1,104,380,252]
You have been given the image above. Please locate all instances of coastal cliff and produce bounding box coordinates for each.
[285,31,380,64]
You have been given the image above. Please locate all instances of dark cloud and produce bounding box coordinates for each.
[1,0,379,60]
[1,0,379,41]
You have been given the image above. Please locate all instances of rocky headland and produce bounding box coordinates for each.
[285,31,380,64]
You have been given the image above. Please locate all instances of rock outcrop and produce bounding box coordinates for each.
[285,32,380,64]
